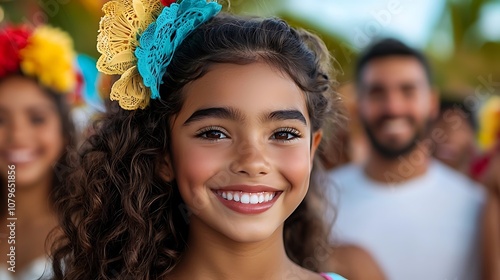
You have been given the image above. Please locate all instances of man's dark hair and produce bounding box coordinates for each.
[355,38,432,85]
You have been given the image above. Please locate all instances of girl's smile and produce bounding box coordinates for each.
[212,185,283,214]
[5,149,39,165]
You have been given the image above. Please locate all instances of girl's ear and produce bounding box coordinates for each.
[158,154,175,182]
[310,129,323,164]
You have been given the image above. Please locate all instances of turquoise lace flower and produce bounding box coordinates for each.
[135,0,222,99]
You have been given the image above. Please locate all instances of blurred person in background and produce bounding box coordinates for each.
[0,24,78,279]
[431,98,478,176]
[317,115,350,170]
[473,96,500,280]
[482,153,500,280]
[325,38,485,280]
[318,84,370,171]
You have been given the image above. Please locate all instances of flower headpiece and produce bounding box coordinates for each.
[0,25,77,93]
[96,0,222,110]
[478,96,500,150]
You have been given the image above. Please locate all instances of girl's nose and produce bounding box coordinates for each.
[229,141,271,177]
[9,118,30,145]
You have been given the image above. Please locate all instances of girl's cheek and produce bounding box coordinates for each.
[39,117,64,150]
[174,143,230,212]
[175,143,228,188]
[273,145,312,190]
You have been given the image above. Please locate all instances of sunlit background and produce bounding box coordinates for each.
[0,0,500,94]
[1,0,499,97]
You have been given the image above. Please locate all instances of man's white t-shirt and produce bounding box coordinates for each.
[328,160,485,280]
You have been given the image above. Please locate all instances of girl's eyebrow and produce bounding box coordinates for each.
[27,105,57,113]
[183,107,244,125]
[267,110,307,125]
[183,107,307,126]
[0,105,56,113]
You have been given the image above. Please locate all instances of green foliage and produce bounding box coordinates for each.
[1,0,498,97]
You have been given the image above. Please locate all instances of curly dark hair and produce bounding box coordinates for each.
[51,14,344,279]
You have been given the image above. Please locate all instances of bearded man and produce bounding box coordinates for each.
[325,39,485,280]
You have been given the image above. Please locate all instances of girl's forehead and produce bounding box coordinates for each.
[178,62,309,117]
[0,77,55,108]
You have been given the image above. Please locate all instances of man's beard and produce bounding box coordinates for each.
[361,115,430,159]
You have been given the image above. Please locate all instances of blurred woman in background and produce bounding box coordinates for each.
[0,24,77,279]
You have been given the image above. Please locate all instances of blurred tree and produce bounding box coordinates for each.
[1,0,101,57]
[1,0,497,96]
[429,0,500,99]
[236,0,500,93]
[229,0,357,84]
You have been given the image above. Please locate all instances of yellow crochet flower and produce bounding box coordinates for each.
[96,0,163,110]
[478,96,500,150]
[20,26,76,93]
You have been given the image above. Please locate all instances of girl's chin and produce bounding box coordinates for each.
[217,223,281,243]
[224,233,276,244]
[10,167,52,188]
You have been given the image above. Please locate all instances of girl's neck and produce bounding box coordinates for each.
[0,175,58,273]
[170,217,314,280]
[1,175,55,222]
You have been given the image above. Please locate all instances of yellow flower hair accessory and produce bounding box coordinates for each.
[20,26,76,93]
[96,0,163,110]
[96,0,222,110]
[478,96,500,150]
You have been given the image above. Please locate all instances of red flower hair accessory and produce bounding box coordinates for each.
[161,0,177,6]
[0,26,32,77]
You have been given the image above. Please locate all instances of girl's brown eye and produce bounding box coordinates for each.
[197,128,228,141]
[30,115,46,125]
[204,130,226,139]
[273,132,292,140]
[271,129,300,141]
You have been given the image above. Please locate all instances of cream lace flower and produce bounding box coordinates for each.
[96,0,163,110]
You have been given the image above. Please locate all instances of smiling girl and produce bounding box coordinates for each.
[51,1,346,279]
[0,25,77,279]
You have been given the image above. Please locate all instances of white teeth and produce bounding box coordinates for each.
[7,150,36,163]
[382,119,409,134]
[250,194,259,204]
[216,190,278,204]
[241,194,250,204]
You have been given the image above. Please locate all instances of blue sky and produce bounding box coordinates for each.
[285,0,446,49]
[480,1,500,41]
[270,0,500,55]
